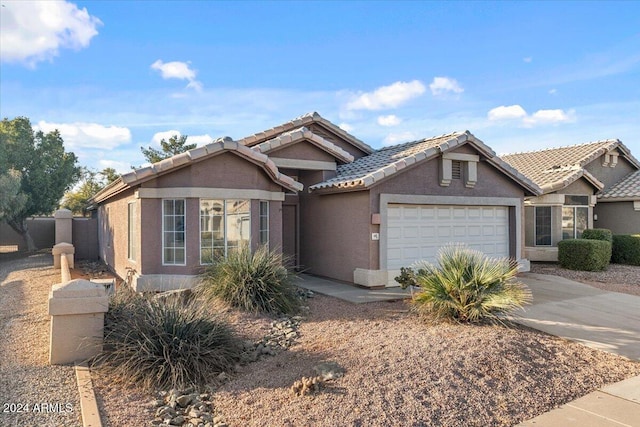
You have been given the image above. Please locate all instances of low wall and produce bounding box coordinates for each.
[72,218,99,260]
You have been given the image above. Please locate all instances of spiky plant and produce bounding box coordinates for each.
[93,287,241,391]
[411,244,531,323]
[197,244,300,315]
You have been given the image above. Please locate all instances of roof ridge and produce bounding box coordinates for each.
[377,131,465,152]
[502,139,620,157]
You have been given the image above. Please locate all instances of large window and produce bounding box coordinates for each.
[259,201,269,245]
[534,206,552,246]
[200,199,250,263]
[562,196,588,240]
[127,202,137,261]
[163,199,185,265]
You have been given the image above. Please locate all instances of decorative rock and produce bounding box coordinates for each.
[176,394,192,408]
[313,361,345,380]
[170,415,185,425]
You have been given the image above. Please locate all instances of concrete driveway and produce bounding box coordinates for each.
[515,273,640,361]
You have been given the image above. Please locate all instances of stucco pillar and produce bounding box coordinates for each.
[54,208,73,245]
[49,279,109,365]
[52,242,75,269]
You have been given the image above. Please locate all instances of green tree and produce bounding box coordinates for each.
[140,134,196,164]
[0,117,80,251]
[61,167,121,216]
[0,169,28,222]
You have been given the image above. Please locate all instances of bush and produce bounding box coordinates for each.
[612,234,640,266]
[93,288,241,391]
[198,244,300,315]
[581,228,613,242]
[558,239,611,271]
[410,245,531,323]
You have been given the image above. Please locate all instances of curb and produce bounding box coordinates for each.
[75,362,103,427]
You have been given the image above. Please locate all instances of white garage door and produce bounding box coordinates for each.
[386,204,509,269]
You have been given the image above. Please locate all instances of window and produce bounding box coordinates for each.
[562,195,589,240]
[163,199,185,265]
[127,202,137,261]
[259,201,269,245]
[534,206,552,246]
[200,199,250,263]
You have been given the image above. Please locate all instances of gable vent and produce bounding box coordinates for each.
[452,160,462,179]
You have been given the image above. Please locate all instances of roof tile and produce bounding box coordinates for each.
[599,170,640,200]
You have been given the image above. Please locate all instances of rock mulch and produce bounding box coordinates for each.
[530,262,640,296]
[148,389,227,427]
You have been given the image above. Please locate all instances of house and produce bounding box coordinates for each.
[89,112,541,291]
[502,140,640,262]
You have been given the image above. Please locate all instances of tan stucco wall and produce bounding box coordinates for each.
[584,151,636,189]
[594,201,640,234]
[307,123,369,159]
[268,141,337,163]
[98,188,138,281]
[556,177,596,195]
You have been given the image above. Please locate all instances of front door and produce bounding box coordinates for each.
[282,204,298,268]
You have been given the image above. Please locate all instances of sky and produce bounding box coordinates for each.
[1,1,639,173]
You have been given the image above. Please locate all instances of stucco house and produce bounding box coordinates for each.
[89,112,541,291]
[502,140,640,262]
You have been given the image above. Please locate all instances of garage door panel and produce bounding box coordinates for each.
[387,204,509,269]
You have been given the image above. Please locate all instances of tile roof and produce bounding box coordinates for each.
[237,112,375,155]
[309,131,541,195]
[599,170,640,201]
[501,139,639,193]
[89,137,303,205]
[252,126,354,164]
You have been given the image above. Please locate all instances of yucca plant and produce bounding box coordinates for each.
[410,244,531,323]
[197,244,300,315]
[93,287,241,391]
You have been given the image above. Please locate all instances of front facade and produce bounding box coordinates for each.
[91,113,540,290]
[502,140,640,261]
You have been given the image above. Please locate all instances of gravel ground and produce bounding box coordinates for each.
[530,262,640,296]
[0,252,82,427]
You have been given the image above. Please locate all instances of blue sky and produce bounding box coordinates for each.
[1,1,639,173]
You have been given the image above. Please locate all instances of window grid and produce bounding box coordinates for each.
[562,206,589,240]
[200,199,250,264]
[259,201,269,246]
[534,206,552,246]
[127,202,137,261]
[162,199,186,265]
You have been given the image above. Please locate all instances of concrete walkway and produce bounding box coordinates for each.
[295,272,640,426]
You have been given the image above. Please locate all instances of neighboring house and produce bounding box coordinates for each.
[89,112,541,291]
[502,140,640,262]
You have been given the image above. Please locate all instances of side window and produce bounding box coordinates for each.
[163,199,185,265]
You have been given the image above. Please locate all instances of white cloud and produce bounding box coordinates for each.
[35,121,131,150]
[523,57,533,63]
[488,105,528,121]
[429,77,464,96]
[488,105,574,127]
[383,131,416,146]
[377,115,402,127]
[338,123,354,132]
[151,60,203,91]
[346,80,426,110]
[151,130,212,146]
[97,159,131,174]
[549,88,557,95]
[0,1,101,66]
[151,130,181,145]
[187,134,213,145]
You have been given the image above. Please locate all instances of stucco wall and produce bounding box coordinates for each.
[72,218,98,260]
[268,141,337,163]
[594,201,640,234]
[556,177,596,195]
[98,189,138,281]
[0,218,54,251]
[584,151,636,189]
[307,123,369,159]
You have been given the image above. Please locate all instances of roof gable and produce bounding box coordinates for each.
[599,170,640,201]
[309,131,541,195]
[238,112,374,155]
[501,139,639,193]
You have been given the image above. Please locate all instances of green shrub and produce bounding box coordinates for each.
[198,244,300,315]
[558,239,611,271]
[581,228,613,242]
[410,245,531,323]
[612,234,640,266]
[93,288,240,391]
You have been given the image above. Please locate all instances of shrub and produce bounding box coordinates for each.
[612,234,640,266]
[558,239,611,271]
[198,244,300,315]
[410,245,531,323]
[581,228,613,243]
[93,287,241,391]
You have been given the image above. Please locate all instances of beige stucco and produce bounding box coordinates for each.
[594,201,640,234]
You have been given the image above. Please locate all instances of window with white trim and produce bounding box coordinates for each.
[534,206,552,246]
[200,199,250,263]
[259,201,269,245]
[562,196,588,240]
[127,202,137,261]
[163,199,185,265]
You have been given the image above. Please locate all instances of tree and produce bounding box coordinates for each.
[0,169,27,222]
[0,117,80,251]
[140,134,196,164]
[61,167,121,216]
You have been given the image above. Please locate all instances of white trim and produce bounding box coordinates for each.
[162,199,186,266]
[138,187,285,201]
[199,199,251,265]
[635,201,640,211]
[442,153,480,162]
[127,201,137,262]
[533,205,553,247]
[379,194,523,271]
[259,200,269,246]
[270,157,337,171]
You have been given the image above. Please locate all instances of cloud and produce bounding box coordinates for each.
[151,60,203,91]
[151,130,212,146]
[549,88,557,95]
[523,57,533,63]
[346,80,426,110]
[377,115,402,127]
[338,123,354,132]
[35,121,131,150]
[0,1,101,66]
[429,77,464,96]
[488,105,528,121]
[383,131,416,146]
[488,105,574,127]
[97,159,131,174]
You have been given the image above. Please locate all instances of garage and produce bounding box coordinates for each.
[386,204,509,269]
